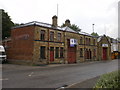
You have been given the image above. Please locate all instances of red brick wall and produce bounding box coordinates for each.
[8,26,35,61]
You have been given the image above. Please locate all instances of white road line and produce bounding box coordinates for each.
[28,72,34,77]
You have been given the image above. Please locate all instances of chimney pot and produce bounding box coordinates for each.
[52,15,58,27]
[65,19,71,27]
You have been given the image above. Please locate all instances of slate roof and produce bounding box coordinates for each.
[12,21,96,37]
[62,26,78,33]
[97,35,111,43]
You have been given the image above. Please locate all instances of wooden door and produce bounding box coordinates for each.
[67,39,76,63]
[50,47,54,62]
[102,48,107,60]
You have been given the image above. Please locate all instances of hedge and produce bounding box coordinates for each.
[94,70,120,89]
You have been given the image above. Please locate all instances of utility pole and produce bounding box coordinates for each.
[92,24,95,33]
[57,4,58,17]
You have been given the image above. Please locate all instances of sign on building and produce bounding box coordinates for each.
[70,39,77,47]
[102,44,108,47]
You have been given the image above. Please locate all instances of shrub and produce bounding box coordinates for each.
[94,70,120,89]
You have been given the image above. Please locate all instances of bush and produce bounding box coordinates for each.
[94,70,120,89]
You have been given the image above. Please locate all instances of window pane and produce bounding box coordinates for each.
[55,47,59,58]
[58,33,61,41]
[40,30,45,40]
[93,39,95,45]
[80,48,83,57]
[40,46,46,59]
[60,47,64,58]
[80,37,83,44]
[50,31,54,41]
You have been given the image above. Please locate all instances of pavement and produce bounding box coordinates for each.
[66,76,100,88]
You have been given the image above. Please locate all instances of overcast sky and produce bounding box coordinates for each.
[0,0,119,38]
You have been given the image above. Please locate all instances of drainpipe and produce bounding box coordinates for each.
[63,30,66,64]
[47,28,50,64]
[84,35,85,62]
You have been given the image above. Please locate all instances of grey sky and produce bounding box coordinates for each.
[0,0,119,38]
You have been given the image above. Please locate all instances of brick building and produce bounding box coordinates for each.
[97,35,111,60]
[6,16,110,65]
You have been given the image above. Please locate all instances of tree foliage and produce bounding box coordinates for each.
[61,23,81,32]
[2,9,14,40]
[61,23,66,27]
[91,32,99,37]
[69,24,81,32]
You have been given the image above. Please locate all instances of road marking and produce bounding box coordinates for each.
[28,72,34,77]
[0,78,9,81]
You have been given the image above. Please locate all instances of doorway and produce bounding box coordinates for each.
[102,48,107,60]
[50,47,54,62]
[67,39,76,63]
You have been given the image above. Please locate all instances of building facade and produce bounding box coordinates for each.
[6,16,111,65]
[97,35,111,60]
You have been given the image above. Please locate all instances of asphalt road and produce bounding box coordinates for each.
[2,59,119,88]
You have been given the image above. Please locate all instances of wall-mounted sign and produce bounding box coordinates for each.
[70,39,77,47]
[102,44,108,47]
[15,34,30,40]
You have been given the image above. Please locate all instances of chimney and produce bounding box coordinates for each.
[52,15,58,27]
[65,19,71,27]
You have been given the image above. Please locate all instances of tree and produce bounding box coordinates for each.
[61,23,81,32]
[69,24,81,32]
[91,32,99,37]
[2,9,14,40]
[61,23,66,27]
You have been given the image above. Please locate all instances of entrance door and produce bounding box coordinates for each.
[67,39,76,63]
[89,50,92,59]
[50,47,54,62]
[102,48,107,60]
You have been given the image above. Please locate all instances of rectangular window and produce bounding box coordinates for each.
[50,31,54,41]
[93,39,95,45]
[55,47,59,58]
[94,49,96,57]
[40,46,46,59]
[80,37,83,44]
[40,30,45,40]
[60,47,64,58]
[58,33,61,41]
[89,38,91,45]
[86,38,88,45]
[80,48,83,57]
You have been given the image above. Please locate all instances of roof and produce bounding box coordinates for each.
[62,26,78,33]
[97,36,102,42]
[110,38,118,43]
[12,21,96,37]
[12,21,64,31]
[79,31,94,37]
[97,35,111,44]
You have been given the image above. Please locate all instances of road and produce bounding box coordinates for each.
[2,59,119,88]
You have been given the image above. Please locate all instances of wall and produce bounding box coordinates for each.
[7,26,35,64]
[97,36,111,60]
[32,26,64,64]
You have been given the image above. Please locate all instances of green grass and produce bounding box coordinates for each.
[94,70,120,89]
